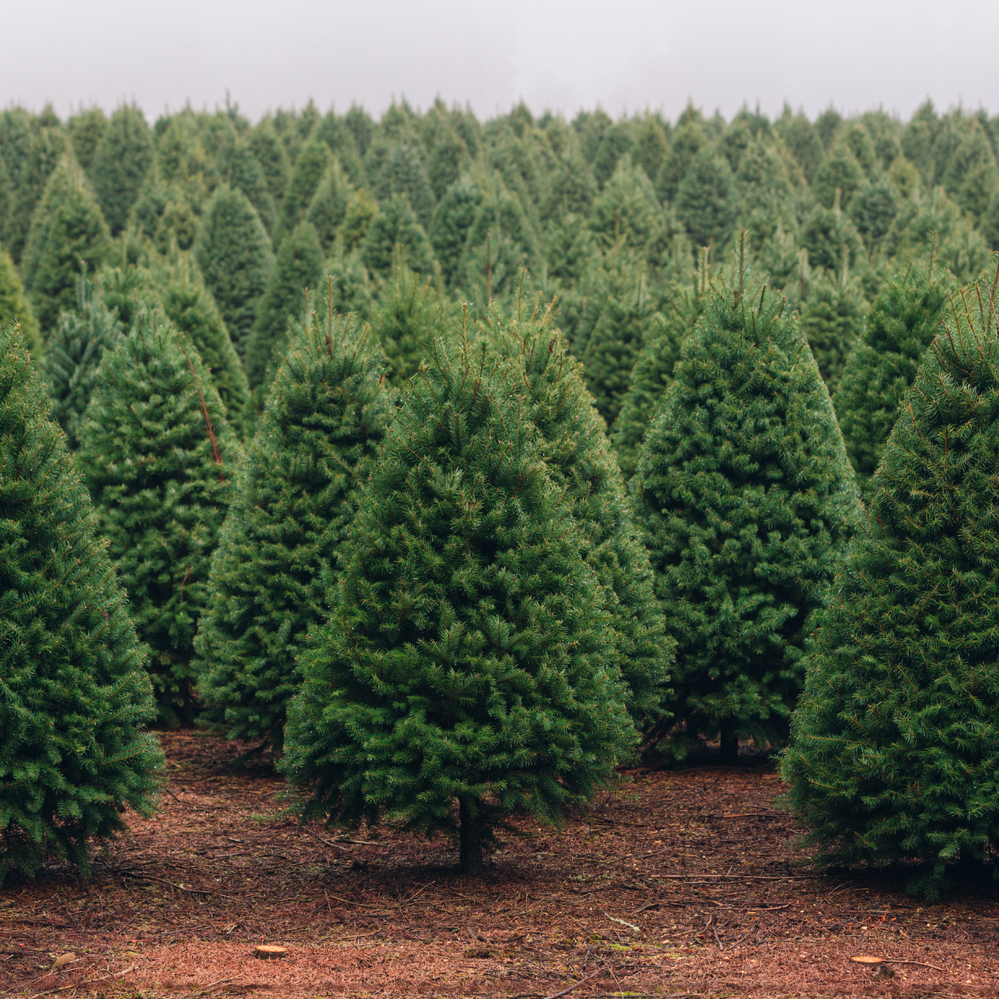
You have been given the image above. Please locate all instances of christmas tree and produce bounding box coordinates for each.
[68,106,107,173]
[4,126,68,262]
[0,321,162,883]
[799,259,866,392]
[782,264,999,899]
[89,104,154,235]
[282,336,636,872]
[833,264,950,488]
[636,245,861,761]
[361,193,435,278]
[76,314,240,723]
[281,137,333,233]
[0,245,42,358]
[195,292,394,751]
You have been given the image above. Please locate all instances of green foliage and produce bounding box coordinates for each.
[323,251,373,320]
[799,264,866,392]
[4,126,69,262]
[0,322,162,884]
[68,106,108,172]
[477,310,673,735]
[194,185,275,353]
[314,111,366,188]
[635,261,861,759]
[774,106,825,182]
[941,125,999,221]
[371,141,435,228]
[430,175,484,286]
[90,105,154,235]
[781,268,999,898]
[0,246,42,358]
[76,316,240,724]
[281,137,333,232]
[22,160,113,332]
[195,303,394,750]
[247,118,291,204]
[43,275,123,449]
[282,337,636,872]
[800,199,863,271]
[361,193,435,278]
[812,142,864,210]
[589,156,662,255]
[306,162,353,253]
[340,187,378,251]
[675,147,737,251]
[245,220,324,385]
[656,120,705,203]
[216,138,278,236]
[833,266,951,487]
[0,108,33,187]
[848,173,900,246]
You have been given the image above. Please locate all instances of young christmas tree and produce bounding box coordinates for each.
[306,161,354,253]
[43,274,123,449]
[281,137,333,232]
[0,321,162,884]
[244,219,324,386]
[89,104,154,235]
[635,244,861,761]
[216,137,278,237]
[361,193,435,278]
[832,264,951,488]
[4,126,68,262]
[799,258,867,392]
[675,147,737,252]
[0,245,42,358]
[195,292,394,751]
[194,185,275,354]
[68,106,108,173]
[282,336,636,873]
[247,117,291,206]
[781,264,999,899]
[75,314,240,724]
[476,307,673,736]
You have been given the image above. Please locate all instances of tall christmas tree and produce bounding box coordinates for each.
[76,314,240,723]
[833,264,951,488]
[0,322,162,883]
[282,337,636,872]
[636,247,861,761]
[195,293,394,750]
[4,126,68,262]
[782,264,999,899]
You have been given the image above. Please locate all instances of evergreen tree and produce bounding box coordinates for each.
[195,300,394,750]
[324,249,374,320]
[734,138,798,246]
[635,255,861,761]
[425,122,467,202]
[90,105,154,235]
[4,126,68,262]
[0,153,11,239]
[282,337,636,872]
[800,198,863,271]
[0,321,162,884]
[812,142,864,210]
[799,262,866,392]
[0,108,33,189]
[848,173,900,248]
[612,271,708,479]
[833,266,950,487]
[22,160,113,332]
[194,185,275,353]
[901,99,940,186]
[76,315,240,723]
[781,267,999,899]
[630,114,670,189]
[0,246,42,358]
[216,138,278,236]
[281,137,333,232]
[306,161,354,253]
[344,104,376,158]
[247,117,291,205]
[540,144,598,224]
[68,106,107,173]
[371,251,449,385]
[361,193,435,277]
[430,174,484,286]
[340,187,378,251]
[245,220,324,385]
[158,259,251,428]
[774,106,824,182]
[314,111,366,188]
[477,310,673,735]
[656,120,705,203]
[941,125,999,222]
[675,147,737,251]
[589,156,662,255]
[43,274,123,449]
[372,141,436,228]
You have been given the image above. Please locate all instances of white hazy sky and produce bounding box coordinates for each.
[2,0,997,124]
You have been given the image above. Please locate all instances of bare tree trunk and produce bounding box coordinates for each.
[459,797,484,874]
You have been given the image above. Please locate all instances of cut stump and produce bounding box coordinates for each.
[254,945,287,960]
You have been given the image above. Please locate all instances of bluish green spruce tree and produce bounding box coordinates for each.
[782,265,999,899]
[282,336,636,872]
[195,293,394,750]
[636,247,861,761]
[0,322,162,883]
[76,315,240,723]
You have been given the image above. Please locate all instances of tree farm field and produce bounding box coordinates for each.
[1,731,996,999]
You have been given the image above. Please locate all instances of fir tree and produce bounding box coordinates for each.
[245,220,324,385]
[0,246,42,358]
[539,144,597,224]
[635,252,861,761]
[324,249,374,320]
[800,197,863,271]
[306,161,353,253]
[774,106,824,182]
[0,322,162,884]
[675,147,737,252]
[630,114,670,189]
[848,173,900,248]
[430,174,484,286]
[781,266,999,899]
[340,187,378,251]
[68,106,108,173]
[43,274,123,449]
[800,261,866,392]
[247,117,291,205]
[372,141,436,228]
[833,265,950,487]
[90,105,154,235]
[76,315,240,723]
[281,137,333,232]
[194,185,275,353]
[941,125,999,222]
[812,142,864,210]
[589,156,662,255]
[0,108,33,189]
[195,298,394,750]
[655,120,705,203]
[158,259,251,429]
[361,194,435,278]
[216,138,278,236]
[0,153,11,238]
[22,160,113,332]
[477,309,673,735]
[314,111,366,188]
[282,337,636,873]
[4,126,68,262]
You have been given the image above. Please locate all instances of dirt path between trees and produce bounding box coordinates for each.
[1,731,997,998]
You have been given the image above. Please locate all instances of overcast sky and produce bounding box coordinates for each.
[2,0,997,125]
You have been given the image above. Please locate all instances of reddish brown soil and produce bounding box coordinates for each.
[1,731,997,998]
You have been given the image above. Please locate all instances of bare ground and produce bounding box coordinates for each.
[1,730,997,998]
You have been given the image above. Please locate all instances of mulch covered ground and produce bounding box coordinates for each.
[1,731,997,998]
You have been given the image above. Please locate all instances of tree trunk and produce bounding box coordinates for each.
[719,723,739,765]
[458,797,484,875]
